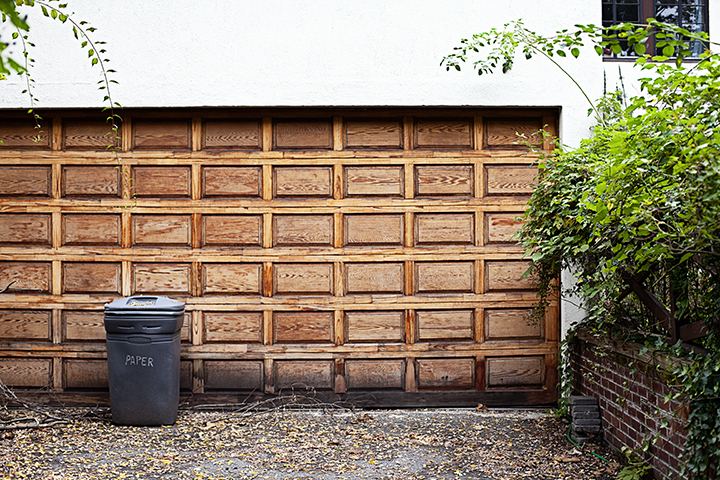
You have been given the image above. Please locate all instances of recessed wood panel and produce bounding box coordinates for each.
[0,359,51,387]
[133,263,191,294]
[415,262,474,294]
[485,309,542,341]
[274,121,332,149]
[133,215,192,246]
[0,166,51,197]
[274,312,333,344]
[485,118,542,149]
[415,213,474,245]
[273,167,332,198]
[0,120,49,149]
[344,215,403,246]
[486,356,545,387]
[63,263,121,294]
[63,214,120,245]
[204,312,262,343]
[62,166,119,197]
[345,263,404,295]
[274,264,333,295]
[202,215,262,247]
[346,360,404,390]
[203,120,261,149]
[415,165,473,197]
[64,360,108,389]
[180,361,192,391]
[0,262,50,293]
[205,361,263,391]
[0,214,51,245]
[133,120,190,150]
[417,358,474,390]
[485,261,535,292]
[275,360,333,390]
[415,119,472,149]
[344,166,403,197]
[345,120,403,149]
[203,263,262,295]
[63,311,105,342]
[485,165,537,196]
[345,311,405,343]
[0,310,51,341]
[202,167,261,197]
[132,166,191,198]
[63,120,116,150]
[485,213,525,244]
[416,310,473,342]
[274,215,333,246]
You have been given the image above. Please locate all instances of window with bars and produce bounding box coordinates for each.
[602,0,708,58]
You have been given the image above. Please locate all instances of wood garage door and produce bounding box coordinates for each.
[0,108,558,407]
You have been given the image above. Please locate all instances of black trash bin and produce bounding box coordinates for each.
[104,296,185,426]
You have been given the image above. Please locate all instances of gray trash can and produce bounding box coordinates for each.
[104,296,185,426]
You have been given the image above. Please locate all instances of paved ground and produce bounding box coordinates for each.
[1,407,622,479]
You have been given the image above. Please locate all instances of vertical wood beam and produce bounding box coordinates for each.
[333,164,343,200]
[191,310,203,346]
[404,212,414,247]
[191,262,202,297]
[51,117,62,151]
[52,309,62,344]
[192,359,204,394]
[121,116,132,152]
[263,262,273,297]
[263,310,273,346]
[542,114,557,151]
[334,358,346,394]
[51,260,62,296]
[262,165,273,201]
[404,357,417,392]
[334,213,343,249]
[262,117,273,152]
[52,357,63,391]
[191,164,202,200]
[263,214,273,249]
[474,307,484,344]
[191,117,203,151]
[476,356,486,391]
[264,358,275,394]
[51,164,62,200]
[403,116,413,151]
[476,259,484,295]
[404,261,413,296]
[405,309,416,345]
[121,212,132,248]
[334,310,344,345]
[51,212,62,249]
[404,163,414,199]
[122,261,132,296]
[192,213,202,249]
[334,262,344,297]
[476,210,484,247]
[473,115,484,150]
[333,116,343,151]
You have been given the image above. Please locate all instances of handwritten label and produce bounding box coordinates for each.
[125,355,154,367]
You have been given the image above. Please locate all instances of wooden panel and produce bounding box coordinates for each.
[64,360,108,389]
[180,361,192,391]
[0,262,51,293]
[0,166,51,197]
[415,119,472,149]
[62,166,119,197]
[0,120,49,148]
[485,213,525,244]
[202,167,261,197]
[415,165,473,197]
[275,360,333,390]
[204,312,262,343]
[485,118,542,149]
[63,311,105,342]
[417,358,474,390]
[485,309,542,341]
[133,215,192,246]
[133,120,190,150]
[344,215,403,246]
[274,215,333,246]
[202,215,262,247]
[0,214,51,245]
[0,310,51,341]
[486,356,545,387]
[346,360,404,390]
[345,120,402,149]
[203,263,262,295]
[345,311,405,343]
[344,166,403,197]
[485,261,535,292]
[485,165,537,196]
[203,120,260,149]
[133,263,191,294]
[63,263,121,294]
[63,120,116,149]
[133,167,191,197]
[415,262,474,294]
[345,263,404,294]
[63,214,120,245]
[0,359,51,387]
[274,311,333,344]
[274,120,332,149]
[274,264,333,295]
[274,167,332,198]
[415,213,474,245]
[416,310,473,342]
[205,361,263,391]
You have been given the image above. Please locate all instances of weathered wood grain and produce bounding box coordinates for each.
[274,167,332,197]
[133,120,191,150]
[203,120,261,150]
[345,120,403,149]
[63,263,121,294]
[274,263,333,295]
[0,262,51,293]
[0,166,51,197]
[416,310,473,342]
[63,120,116,150]
[486,356,544,387]
[133,263,191,294]
[202,215,262,246]
[415,213,474,245]
[485,261,535,292]
[204,360,263,391]
[415,165,473,197]
[0,214,51,245]
[204,312,262,343]
[274,121,332,149]
[64,360,108,389]
[274,311,333,344]
[274,215,333,246]
[344,215,404,246]
[0,120,50,149]
[0,359,51,387]
[203,263,262,295]
[202,166,261,197]
[63,311,105,342]
[485,165,537,196]
[133,166,191,197]
[346,359,404,389]
[484,212,525,244]
[415,119,472,149]
[415,262,474,294]
[484,308,542,341]
[344,166,403,197]
[274,360,333,390]
[133,215,192,246]
[416,358,474,390]
[62,166,119,197]
[0,310,51,341]
[485,118,542,149]
[345,263,404,294]
[345,311,405,343]
[62,214,121,245]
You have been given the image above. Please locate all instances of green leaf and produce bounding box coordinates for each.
[50,8,57,19]
[594,45,604,55]
[571,47,580,58]
[633,43,646,55]
[662,45,675,57]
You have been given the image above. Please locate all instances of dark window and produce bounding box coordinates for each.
[602,0,708,58]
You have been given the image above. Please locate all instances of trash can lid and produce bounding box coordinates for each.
[104,296,185,313]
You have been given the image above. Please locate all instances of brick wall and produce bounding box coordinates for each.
[570,329,690,479]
